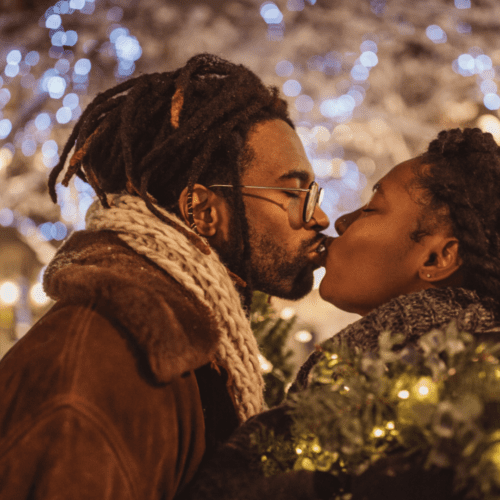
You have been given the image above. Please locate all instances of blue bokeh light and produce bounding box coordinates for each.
[5,64,20,78]
[63,93,79,109]
[51,32,67,47]
[47,75,67,98]
[0,88,11,108]
[484,93,500,110]
[347,88,364,105]
[283,79,301,97]
[426,25,447,43]
[117,61,135,77]
[22,138,37,157]
[458,53,475,71]
[320,95,356,118]
[69,0,85,9]
[6,50,22,65]
[0,208,14,227]
[115,36,142,61]
[74,58,92,75]
[480,79,497,95]
[295,95,314,113]
[276,60,294,77]
[56,106,72,124]
[46,14,62,29]
[476,54,493,72]
[360,51,378,68]
[55,59,70,74]
[0,119,12,139]
[25,51,40,66]
[455,0,471,8]
[39,222,53,241]
[110,27,129,43]
[65,30,78,46]
[360,40,377,53]
[351,64,369,81]
[42,140,58,158]
[52,221,68,241]
[35,113,51,131]
[260,2,284,24]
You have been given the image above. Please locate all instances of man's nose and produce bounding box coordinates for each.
[334,208,362,235]
[307,205,330,231]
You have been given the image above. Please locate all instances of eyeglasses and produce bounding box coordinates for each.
[209,181,324,224]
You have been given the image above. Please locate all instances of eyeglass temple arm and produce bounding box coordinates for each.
[209,185,311,192]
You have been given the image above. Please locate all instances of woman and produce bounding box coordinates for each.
[180,127,500,500]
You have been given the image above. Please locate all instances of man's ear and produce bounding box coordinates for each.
[418,237,462,284]
[178,184,220,238]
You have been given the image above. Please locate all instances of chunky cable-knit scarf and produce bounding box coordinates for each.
[85,193,264,422]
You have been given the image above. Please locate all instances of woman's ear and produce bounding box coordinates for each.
[419,237,462,284]
[178,184,219,237]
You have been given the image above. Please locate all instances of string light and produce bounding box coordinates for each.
[30,283,51,307]
[0,281,20,306]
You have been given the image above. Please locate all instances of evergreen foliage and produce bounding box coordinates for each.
[250,291,297,408]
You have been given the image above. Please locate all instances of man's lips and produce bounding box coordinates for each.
[307,235,329,267]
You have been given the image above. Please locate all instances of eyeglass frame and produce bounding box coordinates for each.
[208,181,324,224]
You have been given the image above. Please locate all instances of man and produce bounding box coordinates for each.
[0,54,329,500]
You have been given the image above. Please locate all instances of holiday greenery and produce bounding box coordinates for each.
[252,322,500,499]
[250,291,297,409]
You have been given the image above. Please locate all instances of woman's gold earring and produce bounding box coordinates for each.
[426,274,431,278]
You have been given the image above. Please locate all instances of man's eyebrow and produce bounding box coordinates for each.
[278,170,311,182]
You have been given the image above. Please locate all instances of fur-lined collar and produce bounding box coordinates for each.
[44,230,221,383]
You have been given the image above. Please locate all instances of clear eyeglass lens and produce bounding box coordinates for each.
[318,188,324,207]
[304,182,319,223]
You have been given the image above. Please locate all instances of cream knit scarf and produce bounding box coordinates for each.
[85,193,264,422]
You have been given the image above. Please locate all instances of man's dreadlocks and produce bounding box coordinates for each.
[48,53,293,309]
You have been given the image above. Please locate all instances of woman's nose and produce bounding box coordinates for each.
[334,209,362,235]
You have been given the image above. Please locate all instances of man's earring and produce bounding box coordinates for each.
[187,191,199,234]
[426,273,431,278]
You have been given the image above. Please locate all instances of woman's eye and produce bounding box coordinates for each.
[362,207,374,213]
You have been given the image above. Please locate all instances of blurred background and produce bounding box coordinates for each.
[1,0,500,368]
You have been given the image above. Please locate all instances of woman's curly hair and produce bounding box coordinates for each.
[416,127,500,301]
[48,53,293,309]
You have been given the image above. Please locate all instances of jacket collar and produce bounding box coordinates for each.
[44,230,221,383]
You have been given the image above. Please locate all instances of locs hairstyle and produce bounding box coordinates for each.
[48,53,293,309]
[415,127,500,301]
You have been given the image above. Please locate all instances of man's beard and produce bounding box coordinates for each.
[215,212,319,300]
[246,226,319,300]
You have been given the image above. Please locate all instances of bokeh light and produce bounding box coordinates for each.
[0,119,12,139]
[426,25,447,43]
[260,2,284,24]
[30,283,51,307]
[0,282,20,306]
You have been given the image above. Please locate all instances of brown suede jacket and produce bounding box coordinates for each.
[0,230,239,500]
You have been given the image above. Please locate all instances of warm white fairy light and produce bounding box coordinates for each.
[280,307,296,320]
[295,330,313,343]
[0,281,20,306]
[30,283,51,307]
[398,390,410,399]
